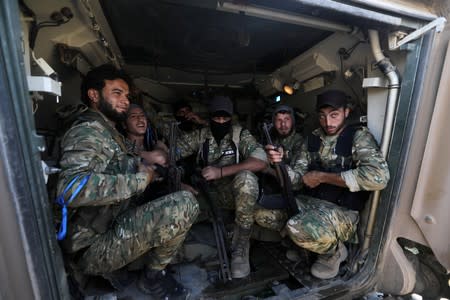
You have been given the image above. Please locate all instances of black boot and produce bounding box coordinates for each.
[137,267,190,300]
[231,225,252,278]
[102,268,137,291]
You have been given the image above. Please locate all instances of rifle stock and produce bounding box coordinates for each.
[168,122,183,192]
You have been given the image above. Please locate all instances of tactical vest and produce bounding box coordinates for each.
[306,126,369,211]
[198,125,243,168]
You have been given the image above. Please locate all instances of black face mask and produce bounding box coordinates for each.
[210,119,232,143]
[175,116,194,132]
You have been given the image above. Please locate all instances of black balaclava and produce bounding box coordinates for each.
[210,111,232,143]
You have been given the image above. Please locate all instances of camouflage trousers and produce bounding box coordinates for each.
[77,190,199,275]
[207,170,259,229]
[255,195,358,254]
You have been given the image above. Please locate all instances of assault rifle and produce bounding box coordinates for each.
[192,172,232,282]
[262,123,299,216]
[168,121,183,192]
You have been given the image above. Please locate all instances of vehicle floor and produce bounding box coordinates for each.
[81,222,358,300]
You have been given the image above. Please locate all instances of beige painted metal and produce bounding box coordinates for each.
[411,41,450,271]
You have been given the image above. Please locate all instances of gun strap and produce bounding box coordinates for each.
[201,138,210,168]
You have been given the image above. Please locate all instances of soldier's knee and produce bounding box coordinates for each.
[175,190,200,220]
[233,170,258,183]
[232,170,259,195]
[286,218,312,242]
[254,209,265,226]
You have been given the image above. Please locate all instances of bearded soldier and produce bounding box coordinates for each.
[264,90,389,279]
[57,64,199,299]
[255,104,304,231]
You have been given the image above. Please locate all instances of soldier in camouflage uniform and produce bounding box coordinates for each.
[124,103,167,164]
[265,90,389,279]
[176,95,267,278]
[173,101,208,133]
[255,104,303,231]
[270,105,304,165]
[124,103,174,202]
[57,64,199,299]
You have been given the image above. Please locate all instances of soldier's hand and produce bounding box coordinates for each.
[201,166,221,181]
[140,149,168,167]
[265,144,283,164]
[138,163,157,184]
[153,163,168,179]
[181,183,199,195]
[185,111,207,125]
[302,171,323,188]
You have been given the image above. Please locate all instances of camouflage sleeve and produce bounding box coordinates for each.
[340,128,390,191]
[285,139,310,189]
[176,128,203,159]
[238,129,267,162]
[293,134,305,153]
[57,122,150,207]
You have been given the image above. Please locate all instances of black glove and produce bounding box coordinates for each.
[153,163,169,179]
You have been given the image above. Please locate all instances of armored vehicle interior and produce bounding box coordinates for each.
[4,0,449,299]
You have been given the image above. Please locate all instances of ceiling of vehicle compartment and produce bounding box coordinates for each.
[99,0,333,75]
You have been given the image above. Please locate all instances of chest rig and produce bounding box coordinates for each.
[306,126,369,211]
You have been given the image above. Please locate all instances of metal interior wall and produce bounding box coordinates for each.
[0,0,69,299]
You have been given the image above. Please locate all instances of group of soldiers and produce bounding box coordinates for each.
[56,64,390,299]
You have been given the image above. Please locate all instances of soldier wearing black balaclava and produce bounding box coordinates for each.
[175,95,268,279]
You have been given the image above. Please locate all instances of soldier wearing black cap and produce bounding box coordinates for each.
[175,95,268,279]
[265,89,390,280]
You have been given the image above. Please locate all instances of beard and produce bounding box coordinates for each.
[98,95,127,122]
[276,128,292,138]
[175,116,194,132]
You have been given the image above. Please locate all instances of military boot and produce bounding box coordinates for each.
[231,225,252,278]
[310,241,348,279]
[137,267,190,299]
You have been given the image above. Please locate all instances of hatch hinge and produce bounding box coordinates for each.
[389,17,446,50]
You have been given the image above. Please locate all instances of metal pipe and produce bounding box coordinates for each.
[362,30,401,251]
[393,17,446,50]
[217,1,353,33]
[349,0,437,21]
[293,0,403,26]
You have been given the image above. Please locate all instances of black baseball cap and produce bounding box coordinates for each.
[316,90,348,111]
[208,96,233,117]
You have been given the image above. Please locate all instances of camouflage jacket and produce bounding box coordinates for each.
[143,104,202,144]
[176,125,267,168]
[125,138,144,156]
[271,130,304,166]
[286,126,390,192]
[57,109,150,251]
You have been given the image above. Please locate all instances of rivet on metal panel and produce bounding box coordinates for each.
[424,215,436,224]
